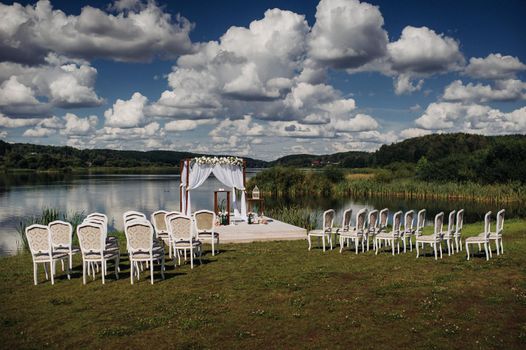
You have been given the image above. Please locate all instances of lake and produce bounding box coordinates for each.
[1,172,522,256]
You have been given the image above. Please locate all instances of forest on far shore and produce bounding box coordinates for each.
[1,133,525,184]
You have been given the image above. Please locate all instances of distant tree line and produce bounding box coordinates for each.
[0,141,267,170]
[1,133,525,183]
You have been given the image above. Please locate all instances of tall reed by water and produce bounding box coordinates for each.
[15,208,85,252]
[265,206,319,231]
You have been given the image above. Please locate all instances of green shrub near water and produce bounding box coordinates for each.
[15,208,85,252]
[249,167,526,203]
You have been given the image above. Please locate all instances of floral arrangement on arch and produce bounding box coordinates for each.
[194,156,243,167]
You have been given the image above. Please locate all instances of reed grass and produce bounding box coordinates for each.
[265,206,319,231]
[249,167,526,204]
[15,208,85,252]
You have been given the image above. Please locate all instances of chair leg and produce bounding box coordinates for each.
[322,235,326,252]
[466,243,470,260]
[392,239,395,255]
[115,256,119,280]
[82,261,87,284]
[375,239,379,255]
[150,258,154,284]
[50,261,55,285]
[190,247,194,269]
[33,262,38,285]
[416,240,420,258]
[161,255,165,280]
[61,259,64,272]
[308,235,312,251]
[484,243,489,261]
[495,239,500,255]
[433,243,437,260]
[44,262,49,280]
[439,242,443,259]
[212,239,215,256]
[66,258,71,280]
[101,260,106,284]
[500,239,504,254]
[69,252,73,269]
[130,259,134,284]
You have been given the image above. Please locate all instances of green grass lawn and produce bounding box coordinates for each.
[1,219,525,349]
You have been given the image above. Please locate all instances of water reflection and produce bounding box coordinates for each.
[1,172,523,256]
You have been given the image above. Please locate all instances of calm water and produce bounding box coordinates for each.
[1,172,522,256]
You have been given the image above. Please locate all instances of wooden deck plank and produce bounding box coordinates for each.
[215,217,306,243]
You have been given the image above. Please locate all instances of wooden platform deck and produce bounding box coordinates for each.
[215,217,307,243]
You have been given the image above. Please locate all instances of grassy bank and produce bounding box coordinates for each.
[1,219,525,349]
[248,167,526,203]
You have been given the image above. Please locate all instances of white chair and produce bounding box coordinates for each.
[442,210,456,256]
[123,211,146,226]
[339,208,366,254]
[26,224,70,285]
[375,211,402,255]
[400,210,415,252]
[125,220,165,284]
[151,210,172,258]
[83,216,119,275]
[167,215,202,269]
[485,209,504,255]
[87,212,108,223]
[414,209,426,237]
[307,209,335,252]
[378,208,389,233]
[334,208,352,248]
[366,209,379,251]
[193,210,219,256]
[416,212,444,260]
[466,211,492,261]
[49,220,80,270]
[77,222,119,284]
[453,209,464,252]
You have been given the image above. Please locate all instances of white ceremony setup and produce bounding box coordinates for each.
[179,156,306,244]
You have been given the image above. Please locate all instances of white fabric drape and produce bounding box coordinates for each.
[211,164,247,220]
[182,162,214,216]
[181,161,246,221]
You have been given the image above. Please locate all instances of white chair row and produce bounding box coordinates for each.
[465,209,505,261]
[150,209,219,257]
[77,212,120,284]
[123,211,165,284]
[25,212,117,285]
[307,207,508,262]
[307,208,427,254]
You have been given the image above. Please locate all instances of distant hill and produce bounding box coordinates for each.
[0,140,268,170]
[1,133,525,182]
[269,133,526,183]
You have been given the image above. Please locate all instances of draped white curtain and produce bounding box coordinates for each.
[181,161,247,221]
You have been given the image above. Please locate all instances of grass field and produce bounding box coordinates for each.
[1,219,525,349]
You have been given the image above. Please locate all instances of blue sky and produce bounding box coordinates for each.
[0,0,525,160]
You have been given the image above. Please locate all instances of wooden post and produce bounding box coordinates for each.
[226,191,230,225]
[242,160,246,188]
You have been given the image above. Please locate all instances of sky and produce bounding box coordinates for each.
[0,0,525,160]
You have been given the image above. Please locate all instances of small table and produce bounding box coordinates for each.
[214,190,230,225]
[247,198,264,215]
